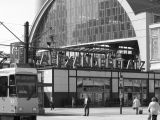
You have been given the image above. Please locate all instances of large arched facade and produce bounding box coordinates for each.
[31,0,160,107]
[30,0,136,46]
[30,0,140,66]
[30,0,160,71]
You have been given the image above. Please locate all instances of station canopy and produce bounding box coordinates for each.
[36,40,137,54]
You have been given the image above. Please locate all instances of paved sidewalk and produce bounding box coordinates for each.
[37,107,160,120]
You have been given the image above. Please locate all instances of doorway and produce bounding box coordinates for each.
[77,77,110,107]
[122,79,147,106]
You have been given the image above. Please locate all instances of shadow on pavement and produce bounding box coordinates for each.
[39,113,80,116]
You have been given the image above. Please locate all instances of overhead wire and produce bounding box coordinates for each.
[0,21,33,27]
[1,1,160,51]
[0,21,24,43]
[0,21,33,45]
[1,1,160,43]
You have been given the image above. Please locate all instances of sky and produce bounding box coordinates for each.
[0,0,37,53]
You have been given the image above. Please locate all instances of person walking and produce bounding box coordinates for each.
[72,97,75,108]
[50,97,54,110]
[148,97,160,120]
[83,95,91,116]
[132,97,141,114]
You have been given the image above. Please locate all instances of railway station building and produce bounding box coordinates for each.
[29,0,160,107]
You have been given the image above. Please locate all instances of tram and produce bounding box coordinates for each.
[0,63,38,120]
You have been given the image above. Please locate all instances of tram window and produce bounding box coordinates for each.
[9,75,15,85]
[9,75,16,97]
[17,82,37,98]
[16,75,37,98]
[9,86,16,97]
[0,76,8,97]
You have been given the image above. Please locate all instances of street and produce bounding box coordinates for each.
[37,107,158,120]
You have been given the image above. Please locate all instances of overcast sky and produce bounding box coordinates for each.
[0,0,37,53]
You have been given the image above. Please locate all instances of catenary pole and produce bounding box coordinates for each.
[24,21,29,64]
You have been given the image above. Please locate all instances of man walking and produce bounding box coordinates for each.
[50,97,54,110]
[83,95,91,116]
[148,97,160,120]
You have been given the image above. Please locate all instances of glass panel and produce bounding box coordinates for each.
[9,86,16,97]
[149,80,154,93]
[77,77,110,106]
[17,82,37,99]
[155,80,160,102]
[9,75,16,97]
[151,37,159,60]
[123,79,147,106]
[32,0,136,50]
[16,75,37,81]
[154,15,160,23]
[0,76,8,97]
[9,75,15,85]
[16,75,37,99]
[133,80,141,92]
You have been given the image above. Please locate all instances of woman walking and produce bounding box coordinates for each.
[132,97,141,114]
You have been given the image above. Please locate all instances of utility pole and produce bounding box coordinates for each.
[24,21,29,64]
[119,74,124,114]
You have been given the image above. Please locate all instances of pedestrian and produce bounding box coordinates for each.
[132,97,141,114]
[50,100,54,110]
[147,97,160,120]
[50,97,54,110]
[72,97,75,108]
[83,95,91,116]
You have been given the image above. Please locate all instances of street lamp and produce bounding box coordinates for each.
[119,74,124,114]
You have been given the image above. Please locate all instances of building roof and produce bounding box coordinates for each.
[127,0,160,14]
